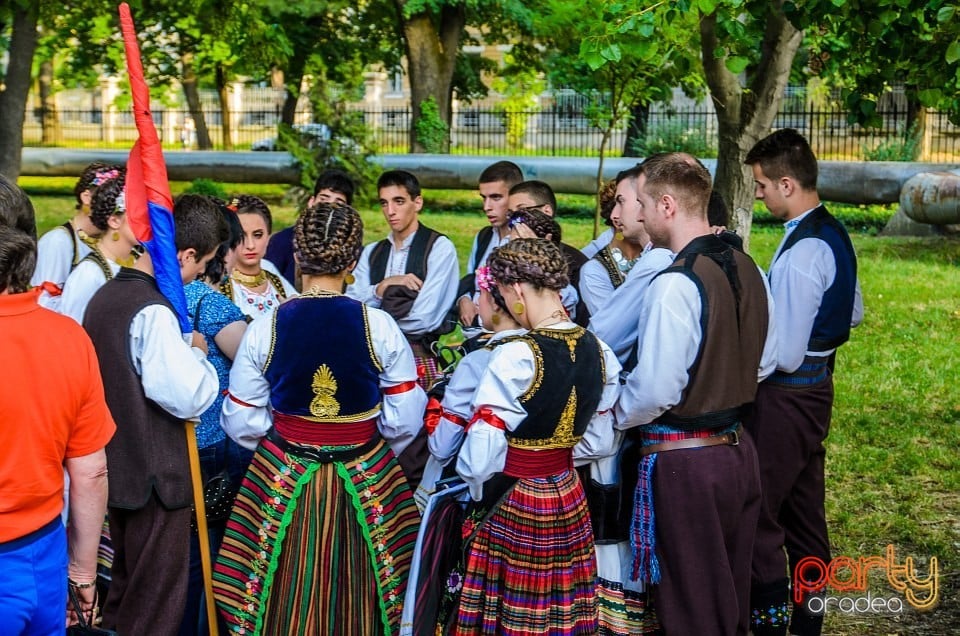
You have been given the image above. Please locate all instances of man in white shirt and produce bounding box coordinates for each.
[744,129,861,636]
[507,180,590,325]
[456,160,523,332]
[83,198,223,635]
[615,153,777,636]
[348,170,459,390]
[587,165,675,366]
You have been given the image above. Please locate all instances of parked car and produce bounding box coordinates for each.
[251,123,332,151]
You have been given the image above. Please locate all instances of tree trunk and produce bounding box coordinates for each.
[38,59,61,145]
[595,129,612,239]
[398,2,465,153]
[699,4,801,252]
[281,53,309,127]
[0,3,39,179]
[216,64,233,151]
[181,52,213,150]
[623,102,650,156]
[905,91,925,161]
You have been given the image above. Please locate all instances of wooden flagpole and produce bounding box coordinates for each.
[186,420,220,635]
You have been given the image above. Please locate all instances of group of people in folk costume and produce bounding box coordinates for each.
[1,127,863,636]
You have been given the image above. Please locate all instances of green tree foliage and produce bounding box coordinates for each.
[579,0,803,248]
[789,1,960,126]
[0,1,39,178]
[491,53,545,150]
[281,74,382,208]
[414,96,449,153]
[391,0,538,152]
[534,0,705,235]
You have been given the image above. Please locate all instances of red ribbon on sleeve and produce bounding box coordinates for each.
[383,380,417,395]
[467,406,507,432]
[424,396,443,435]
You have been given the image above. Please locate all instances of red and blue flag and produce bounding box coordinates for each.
[119,2,190,335]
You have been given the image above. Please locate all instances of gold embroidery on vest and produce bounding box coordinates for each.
[532,325,583,362]
[519,338,543,402]
[596,246,625,289]
[310,364,340,418]
[265,270,288,301]
[510,386,582,449]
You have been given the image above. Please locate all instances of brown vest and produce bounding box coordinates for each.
[83,269,193,510]
[657,235,768,430]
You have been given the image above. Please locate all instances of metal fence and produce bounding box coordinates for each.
[21,102,960,161]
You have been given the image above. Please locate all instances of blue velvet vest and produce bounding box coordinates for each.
[263,295,382,421]
[774,205,858,352]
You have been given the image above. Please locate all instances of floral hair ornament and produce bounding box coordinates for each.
[476,265,495,293]
[114,191,127,216]
[226,197,240,212]
[507,210,531,229]
[91,168,120,187]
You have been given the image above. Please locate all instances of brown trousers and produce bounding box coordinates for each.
[651,433,762,636]
[102,491,191,636]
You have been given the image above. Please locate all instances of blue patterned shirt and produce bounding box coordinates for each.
[185,280,246,448]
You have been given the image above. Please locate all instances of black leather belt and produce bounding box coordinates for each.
[267,428,381,464]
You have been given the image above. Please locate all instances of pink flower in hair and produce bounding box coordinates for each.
[476,266,494,292]
[92,169,120,186]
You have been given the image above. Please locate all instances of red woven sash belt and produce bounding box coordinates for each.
[503,447,573,478]
[272,412,377,446]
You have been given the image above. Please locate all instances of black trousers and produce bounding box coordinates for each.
[744,376,834,636]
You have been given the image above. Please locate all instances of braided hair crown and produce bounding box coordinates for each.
[89,172,128,231]
[231,194,273,233]
[294,202,364,276]
[488,237,569,291]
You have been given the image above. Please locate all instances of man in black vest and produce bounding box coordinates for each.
[347,170,459,390]
[615,153,777,635]
[456,160,524,332]
[83,196,223,635]
[744,129,862,636]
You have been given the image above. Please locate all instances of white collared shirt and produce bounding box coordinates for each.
[347,230,460,337]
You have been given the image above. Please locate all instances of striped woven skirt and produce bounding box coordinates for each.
[212,435,420,635]
[596,543,660,635]
[453,468,598,635]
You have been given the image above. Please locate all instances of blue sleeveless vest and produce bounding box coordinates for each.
[264,295,382,421]
[774,206,857,351]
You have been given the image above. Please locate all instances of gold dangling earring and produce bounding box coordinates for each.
[512,301,525,316]
[490,312,501,326]
[344,273,356,285]
[111,230,120,242]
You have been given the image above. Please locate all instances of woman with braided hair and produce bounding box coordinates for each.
[451,238,622,635]
[506,207,581,320]
[220,194,297,319]
[215,202,427,635]
[59,169,137,324]
[31,162,119,310]
[401,263,526,634]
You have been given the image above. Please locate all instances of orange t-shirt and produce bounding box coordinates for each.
[0,288,116,542]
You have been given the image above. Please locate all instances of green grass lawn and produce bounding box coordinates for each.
[18,176,960,634]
